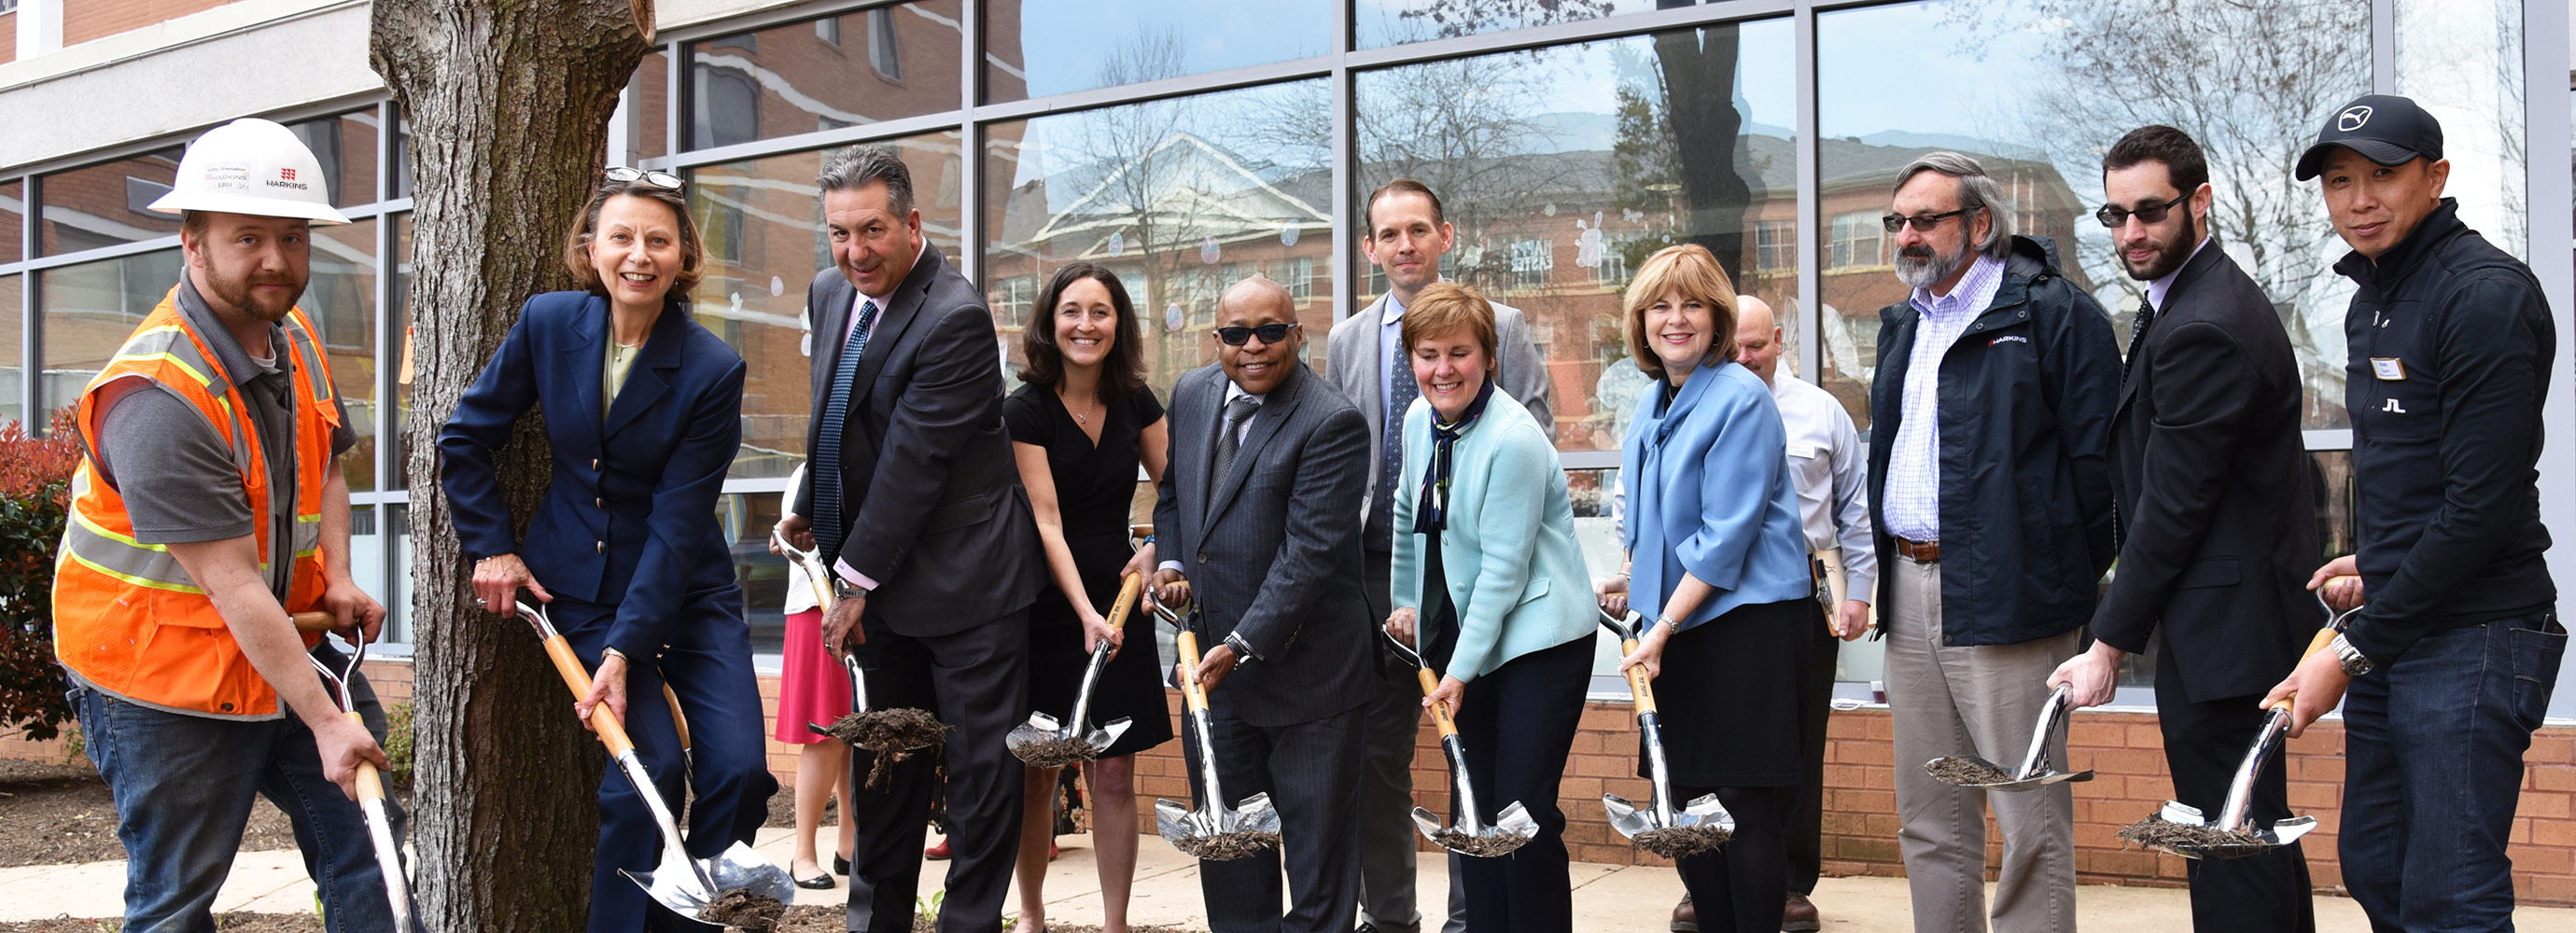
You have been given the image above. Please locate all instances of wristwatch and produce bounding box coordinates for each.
[1224,632,1259,664]
[833,576,871,601]
[2330,633,2374,676]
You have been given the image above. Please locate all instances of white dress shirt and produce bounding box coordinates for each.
[1881,253,2006,543]
[1771,372,1878,600]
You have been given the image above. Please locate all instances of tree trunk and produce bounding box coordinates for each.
[369,4,650,929]
[1653,19,1755,285]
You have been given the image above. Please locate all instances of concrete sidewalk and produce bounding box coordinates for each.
[7,828,2575,929]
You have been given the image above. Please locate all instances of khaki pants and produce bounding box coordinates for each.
[1885,555,2079,933]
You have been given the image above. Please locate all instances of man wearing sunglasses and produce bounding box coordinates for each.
[1867,152,2121,933]
[2263,93,2559,933]
[2047,125,2318,930]
[1150,276,1375,933]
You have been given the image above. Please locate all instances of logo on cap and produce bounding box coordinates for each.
[280,168,298,181]
[2338,105,2373,132]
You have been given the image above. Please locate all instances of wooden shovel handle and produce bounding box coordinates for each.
[2267,626,2345,713]
[343,710,388,802]
[538,633,638,757]
[1104,573,1143,634]
[1175,629,1210,713]
[664,684,690,752]
[1415,667,1459,736]
[1621,638,1658,714]
[293,611,341,632]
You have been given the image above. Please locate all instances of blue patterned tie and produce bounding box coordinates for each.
[813,299,881,566]
[1365,335,1420,548]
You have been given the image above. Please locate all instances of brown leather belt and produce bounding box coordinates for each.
[1894,536,1941,563]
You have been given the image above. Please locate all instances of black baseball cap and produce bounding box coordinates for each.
[2295,94,2444,181]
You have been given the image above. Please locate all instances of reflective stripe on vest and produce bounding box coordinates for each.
[52,286,343,719]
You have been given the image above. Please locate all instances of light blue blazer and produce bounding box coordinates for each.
[1620,360,1811,631]
[1391,387,1597,681]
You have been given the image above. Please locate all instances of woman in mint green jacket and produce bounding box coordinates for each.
[1383,282,1595,933]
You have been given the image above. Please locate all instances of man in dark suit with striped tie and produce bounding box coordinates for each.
[775,145,1043,933]
[1150,277,1376,933]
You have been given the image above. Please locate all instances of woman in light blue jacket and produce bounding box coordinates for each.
[1597,243,1813,933]
[1383,282,1595,933]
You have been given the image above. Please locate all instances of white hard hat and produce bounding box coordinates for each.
[147,118,351,225]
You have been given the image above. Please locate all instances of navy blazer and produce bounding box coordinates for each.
[439,290,748,661]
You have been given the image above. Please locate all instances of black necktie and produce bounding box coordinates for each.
[1211,395,1260,497]
[2124,296,2158,375]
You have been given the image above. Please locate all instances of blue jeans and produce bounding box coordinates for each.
[2340,610,2566,932]
[73,683,406,933]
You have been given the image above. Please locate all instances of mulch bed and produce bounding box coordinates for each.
[0,911,1204,932]
[0,758,409,869]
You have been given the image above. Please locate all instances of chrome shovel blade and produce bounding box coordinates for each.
[621,843,718,919]
[707,840,799,904]
[1004,712,1065,751]
[2141,801,2317,860]
[1090,717,1135,751]
[1228,791,1282,835]
[620,841,796,922]
[358,798,413,930]
[1674,792,1735,835]
[1925,753,2095,791]
[1153,797,1204,844]
[1408,806,1448,843]
[1492,801,1540,841]
[1602,793,1655,840]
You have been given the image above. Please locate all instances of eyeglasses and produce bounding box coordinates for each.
[1212,323,1300,346]
[1881,208,1974,233]
[2095,192,2190,229]
[604,166,685,190]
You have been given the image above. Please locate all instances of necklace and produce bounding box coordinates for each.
[1061,390,1098,426]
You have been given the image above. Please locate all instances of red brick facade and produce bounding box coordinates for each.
[62,0,239,47]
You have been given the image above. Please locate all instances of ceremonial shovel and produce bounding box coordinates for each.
[1383,623,1536,857]
[1150,600,1282,860]
[2122,588,2356,859]
[1008,572,1145,768]
[514,600,795,922]
[1598,611,1735,858]
[774,533,946,771]
[300,616,414,931]
[1924,683,2096,791]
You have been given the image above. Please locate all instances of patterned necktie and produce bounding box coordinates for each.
[1209,395,1260,504]
[1367,339,1421,546]
[2125,296,2158,374]
[813,299,882,565]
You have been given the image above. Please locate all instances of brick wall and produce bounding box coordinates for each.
[2,11,18,65]
[62,0,239,47]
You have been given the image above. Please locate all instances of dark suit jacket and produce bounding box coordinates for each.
[439,290,746,661]
[795,245,1042,636]
[1154,362,1375,728]
[2090,244,2318,703]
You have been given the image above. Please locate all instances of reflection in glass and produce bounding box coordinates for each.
[985,81,1335,404]
[1,179,22,263]
[284,110,385,209]
[392,114,413,201]
[392,213,414,490]
[686,2,962,151]
[0,275,20,425]
[2396,0,2527,258]
[984,0,1329,103]
[689,134,965,480]
[1355,0,1656,49]
[1355,20,1797,453]
[1815,0,2368,433]
[38,149,184,256]
[719,490,792,654]
[38,250,182,413]
[306,219,378,492]
[633,49,672,160]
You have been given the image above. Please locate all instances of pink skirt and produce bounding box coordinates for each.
[772,608,852,745]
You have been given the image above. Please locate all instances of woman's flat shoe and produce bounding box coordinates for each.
[833,854,849,875]
[795,872,835,890]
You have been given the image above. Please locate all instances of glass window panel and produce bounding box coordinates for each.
[688,133,965,480]
[343,503,392,641]
[306,218,378,492]
[38,149,184,256]
[984,80,1335,405]
[983,1,1331,104]
[1355,0,1659,49]
[284,110,384,210]
[1,178,22,263]
[1355,20,1798,453]
[719,489,793,655]
[392,114,413,201]
[2396,0,2527,258]
[0,274,20,425]
[685,2,963,152]
[38,250,182,412]
[387,503,413,643]
[1815,0,2368,435]
[391,213,413,490]
[634,49,672,161]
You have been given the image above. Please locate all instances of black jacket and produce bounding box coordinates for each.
[2337,198,2555,665]
[2090,244,2318,703]
[1868,235,2123,647]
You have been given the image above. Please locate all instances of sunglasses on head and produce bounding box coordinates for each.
[1212,322,1300,346]
[1881,208,1976,234]
[2094,191,2190,229]
[604,166,685,191]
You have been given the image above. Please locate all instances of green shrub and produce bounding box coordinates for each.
[384,700,415,785]
[0,411,83,742]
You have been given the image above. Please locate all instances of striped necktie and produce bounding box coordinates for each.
[813,299,882,566]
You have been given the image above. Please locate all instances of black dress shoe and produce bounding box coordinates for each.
[796,871,836,890]
[833,853,850,875]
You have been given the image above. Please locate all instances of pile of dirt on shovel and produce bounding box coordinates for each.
[814,708,949,788]
[1010,734,1101,769]
[1173,829,1281,861]
[1429,828,1529,857]
[1632,826,1731,859]
[1924,758,2018,787]
[2116,815,2267,853]
[704,887,789,930]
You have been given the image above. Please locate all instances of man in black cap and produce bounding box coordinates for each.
[2265,92,2560,932]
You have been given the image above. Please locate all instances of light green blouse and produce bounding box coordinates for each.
[605,339,643,418]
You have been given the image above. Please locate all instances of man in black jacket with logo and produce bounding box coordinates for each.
[2048,125,2317,930]
[2266,93,2560,932]
[1868,152,2122,933]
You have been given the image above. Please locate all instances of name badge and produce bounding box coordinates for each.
[1786,442,1818,460]
[2371,357,2407,381]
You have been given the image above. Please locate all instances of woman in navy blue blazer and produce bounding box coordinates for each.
[439,169,776,933]
[1597,244,1813,933]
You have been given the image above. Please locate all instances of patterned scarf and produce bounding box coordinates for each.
[1413,377,1499,534]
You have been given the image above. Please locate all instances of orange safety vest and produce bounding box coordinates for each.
[52,285,343,719]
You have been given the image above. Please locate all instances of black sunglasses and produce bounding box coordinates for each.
[1212,322,1300,346]
[605,166,685,190]
[2095,191,2190,229]
[1881,208,1975,234]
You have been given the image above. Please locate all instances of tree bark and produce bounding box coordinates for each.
[369,4,650,929]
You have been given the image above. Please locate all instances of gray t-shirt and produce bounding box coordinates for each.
[93,277,356,596]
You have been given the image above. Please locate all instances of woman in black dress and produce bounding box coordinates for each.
[1005,261,1173,933]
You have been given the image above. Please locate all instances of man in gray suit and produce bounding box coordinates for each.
[1151,276,1375,933]
[1324,178,1551,933]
